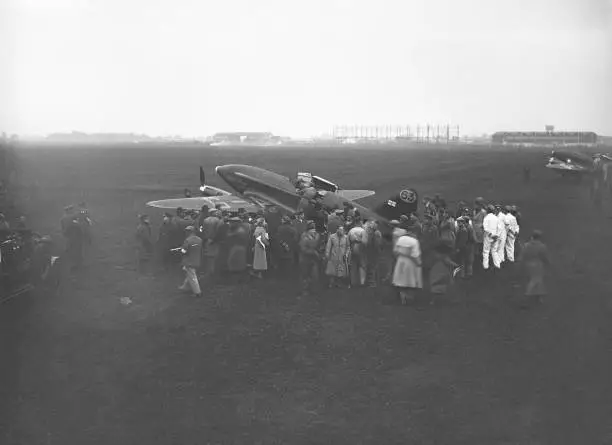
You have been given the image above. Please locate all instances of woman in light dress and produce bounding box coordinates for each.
[251,218,269,278]
[392,229,423,305]
[325,225,350,288]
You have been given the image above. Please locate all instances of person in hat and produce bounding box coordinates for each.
[494,205,508,265]
[200,208,224,285]
[518,230,550,307]
[438,209,456,248]
[482,204,501,271]
[472,198,487,267]
[348,218,366,287]
[362,219,383,287]
[503,205,520,263]
[298,220,321,295]
[157,212,179,270]
[60,205,84,271]
[251,217,269,278]
[224,216,250,280]
[274,215,298,280]
[454,216,475,278]
[392,225,423,305]
[428,241,460,302]
[176,225,202,298]
[197,205,210,231]
[323,223,349,288]
[135,214,153,274]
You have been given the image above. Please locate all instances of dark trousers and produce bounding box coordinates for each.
[456,245,474,276]
[200,255,218,285]
[299,255,320,293]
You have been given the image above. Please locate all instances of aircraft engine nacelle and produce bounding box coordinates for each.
[199,185,231,197]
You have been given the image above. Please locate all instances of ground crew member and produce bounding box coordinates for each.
[472,197,486,269]
[482,204,500,270]
[495,205,508,264]
[348,218,366,286]
[503,205,519,262]
[176,226,202,298]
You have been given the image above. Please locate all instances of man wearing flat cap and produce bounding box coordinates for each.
[472,197,487,268]
[503,205,520,262]
[176,225,203,297]
[135,214,153,274]
[61,204,84,271]
[274,215,298,279]
[200,208,224,286]
[298,220,321,295]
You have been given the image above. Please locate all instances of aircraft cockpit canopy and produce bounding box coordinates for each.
[296,172,339,193]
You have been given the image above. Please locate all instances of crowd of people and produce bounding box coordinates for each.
[99,194,549,307]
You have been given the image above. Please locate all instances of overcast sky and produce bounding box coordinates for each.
[1,0,610,137]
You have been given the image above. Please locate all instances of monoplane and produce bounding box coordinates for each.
[546,150,612,179]
[146,165,419,233]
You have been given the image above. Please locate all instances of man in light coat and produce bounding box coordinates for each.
[503,205,520,262]
[176,226,203,298]
[472,197,487,268]
[482,204,501,270]
[495,205,508,264]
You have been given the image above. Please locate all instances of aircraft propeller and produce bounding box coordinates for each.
[199,166,206,191]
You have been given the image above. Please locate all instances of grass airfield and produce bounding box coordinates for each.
[3,143,612,444]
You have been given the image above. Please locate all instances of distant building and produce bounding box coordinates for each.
[210,132,280,146]
[491,131,598,147]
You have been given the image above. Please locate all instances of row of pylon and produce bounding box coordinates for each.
[332,125,460,143]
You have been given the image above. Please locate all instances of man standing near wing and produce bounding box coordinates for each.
[174,226,202,298]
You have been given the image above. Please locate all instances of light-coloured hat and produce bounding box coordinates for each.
[390,219,400,226]
[185,225,195,231]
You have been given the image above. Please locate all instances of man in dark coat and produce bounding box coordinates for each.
[135,214,153,274]
[275,215,299,279]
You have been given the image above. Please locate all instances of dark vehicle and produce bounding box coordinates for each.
[0,228,58,302]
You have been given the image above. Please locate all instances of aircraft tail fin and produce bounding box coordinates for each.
[373,188,419,221]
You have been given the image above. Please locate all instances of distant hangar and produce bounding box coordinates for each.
[492,131,598,147]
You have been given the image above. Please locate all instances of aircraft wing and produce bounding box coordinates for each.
[242,190,300,214]
[146,195,258,212]
[336,189,376,201]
